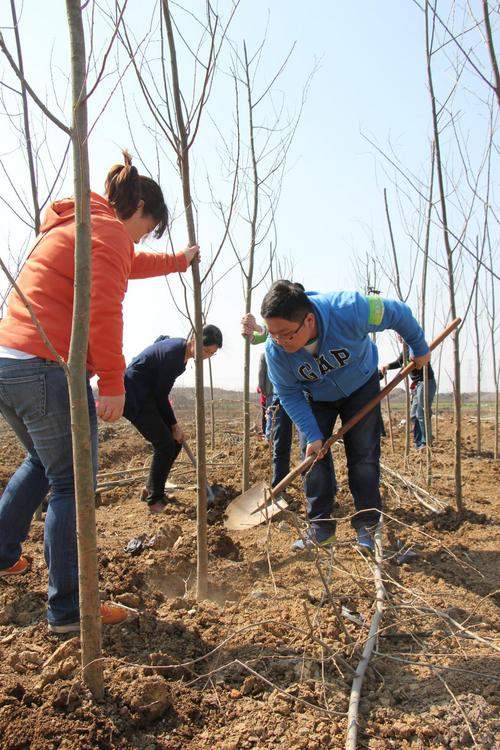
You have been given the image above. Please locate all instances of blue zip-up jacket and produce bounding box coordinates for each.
[265,292,429,444]
[123,336,186,425]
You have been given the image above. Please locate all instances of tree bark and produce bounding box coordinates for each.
[208,358,215,451]
[241,41,258,493]
[403,343,411,459]
[487,243,498,459]
[10,0,44,521]
[425,1,463,512]
[163,0,208,600]
[482,0,500,107]
[474,274,481,454]
[10,0,40,234]
[420,143,435,485]
[65,0,103,698]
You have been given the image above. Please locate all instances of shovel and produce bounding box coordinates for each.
[183,440,217,506]
[225,318,460,531]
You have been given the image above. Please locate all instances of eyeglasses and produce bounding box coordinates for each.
[269,314,308,343]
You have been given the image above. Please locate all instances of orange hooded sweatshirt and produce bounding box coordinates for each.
[0,193,189,396]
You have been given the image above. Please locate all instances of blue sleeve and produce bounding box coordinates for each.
[356,295,429,357]
[265,344,324,444]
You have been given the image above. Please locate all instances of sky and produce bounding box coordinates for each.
[0,1,497,394]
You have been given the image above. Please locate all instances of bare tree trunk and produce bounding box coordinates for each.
[425,1,463,513]
[241,41,258,494]
[434,336,443,444]
[65,0,103,698]
[9,0,40,234]
[10,0,44,521]
[208,358,215,451]
[423,365,432,485]
[384,188,411,458]
[163,0,208,600]
[474,274,481,454]
[487,242,498,459]
[403,343,411,458]
[420,143,435,486]
[482,0,500,107]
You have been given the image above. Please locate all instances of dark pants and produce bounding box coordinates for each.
[299,371,382,533]
[127,398,182,503]
[265,396,293,487]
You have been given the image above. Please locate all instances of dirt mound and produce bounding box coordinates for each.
[0,413,499,749]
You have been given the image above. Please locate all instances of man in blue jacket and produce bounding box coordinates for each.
[261,281,430,552]
[124,325,223,513]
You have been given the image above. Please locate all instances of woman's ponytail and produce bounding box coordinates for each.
[105,150,168,238]
[105,150,141,221]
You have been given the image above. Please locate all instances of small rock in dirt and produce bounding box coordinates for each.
[43,636,80,668]
[149,524,181,551]
[241,676,261,696]
[172,535,185,552]
[52,684,82,710]
[124,534,149,556]
[115,593,140,608]
[124,675,171,723]
[18,650,43,666]
[169,597,193,611]
[250,589,268,600]
[187,608,197,615]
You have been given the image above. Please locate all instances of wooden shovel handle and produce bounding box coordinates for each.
[183,441,197,468]
[269,317,460,496]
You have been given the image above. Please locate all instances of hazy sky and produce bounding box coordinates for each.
[0,1,497,393]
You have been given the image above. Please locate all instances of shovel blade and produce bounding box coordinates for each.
[224,481,288,531]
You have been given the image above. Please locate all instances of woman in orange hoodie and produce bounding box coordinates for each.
[0,151,197,632]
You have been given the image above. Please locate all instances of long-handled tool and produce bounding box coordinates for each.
[225,318,461,531]
[183,440,217,506]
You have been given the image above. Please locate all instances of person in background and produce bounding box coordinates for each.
[257,352,272,438]
[242,308,295,490]
[0,151,198,633]
[261,280,430,553]
[380,343,436,449]
[124,325,223,513]
[257,351,293,487]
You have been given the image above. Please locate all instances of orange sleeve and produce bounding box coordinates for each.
[129,249,189,279]
[89,226,132,396]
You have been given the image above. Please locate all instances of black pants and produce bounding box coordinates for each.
[128,398,182,504]
[299,371,382,532]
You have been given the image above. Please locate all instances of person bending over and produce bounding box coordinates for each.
[261,281,430,552]
[124,325,222,513]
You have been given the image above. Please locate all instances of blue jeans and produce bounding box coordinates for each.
[0,357,97,625]
[410,378,436,447]
[299,371,382,533]
[265,396,293,487]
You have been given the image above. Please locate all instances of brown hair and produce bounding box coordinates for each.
[105,150,168,239]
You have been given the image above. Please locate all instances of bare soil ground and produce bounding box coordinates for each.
[0,407,498,750]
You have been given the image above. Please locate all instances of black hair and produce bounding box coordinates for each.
[260,280,313,322]
[202,324,223,348]
[105,150,169,239]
